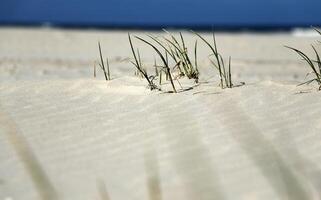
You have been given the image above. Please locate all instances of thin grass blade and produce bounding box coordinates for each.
[285,46,319,81]
[106,58,111,80]
[311,45,321,80]
[228,56,232,88]
[135,36,177,93]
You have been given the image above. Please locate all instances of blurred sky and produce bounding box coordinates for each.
[1,0,321,29]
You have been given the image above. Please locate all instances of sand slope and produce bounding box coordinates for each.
[1,79,321,200]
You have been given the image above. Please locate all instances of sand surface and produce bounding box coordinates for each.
[1,27,321,200]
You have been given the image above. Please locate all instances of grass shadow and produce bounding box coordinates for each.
[216,101,312,199]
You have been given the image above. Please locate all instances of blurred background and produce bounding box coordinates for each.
[1,0,321,29]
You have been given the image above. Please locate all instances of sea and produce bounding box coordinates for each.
[1,0,321,30]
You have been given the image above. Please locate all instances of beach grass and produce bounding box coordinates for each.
[193,32,233,88]
[134,35,177,93]
[147,31,199,83]
[285,28,321,90]
[97,31,238,91]
[163,31,199,82]
[128,33,158,91]
[98,42,111,81]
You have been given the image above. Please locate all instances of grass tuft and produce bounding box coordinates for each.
[134,35,177,93]
[147,32,199,83]
[193,32,233,88]
[128,33,158,90]
[97,31,238,92]
[285,28,321,90]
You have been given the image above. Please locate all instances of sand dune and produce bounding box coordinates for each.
[1,27,321,200]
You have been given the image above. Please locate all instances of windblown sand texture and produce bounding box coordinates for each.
[1,27,321,200]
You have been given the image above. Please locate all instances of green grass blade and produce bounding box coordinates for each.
[194,40,198,72]
[135,36,177,93]
[212,33,224,88]
[179,32,186,52]
[147,35,177,62]
[164,30,181,50]
[164,36,194,76]
[311,45,321,80]
[285,45,320,82]
[192,31,217,56]
[212,32,219,55]
[210,59,220,71]
[297,78,318,86]
[128,34,140,69]
[128,33,155,89]
[312,27,321,35]
[164,34,191,69]
[98,42,108,81]
[106,58,111,80]
[98,42,105,70]
[228,56,232,88]
[193,31,224,88]
[164,38,183,54]
[219,54,227,75]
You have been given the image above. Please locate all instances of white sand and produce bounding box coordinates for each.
[0,27,321,200]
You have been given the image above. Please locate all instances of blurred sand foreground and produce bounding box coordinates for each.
[0,27,321,200]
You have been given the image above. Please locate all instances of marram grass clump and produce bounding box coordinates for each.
[96,31,236,93]
[134,35,177,93]
[285,28,321,90]
[193,32,233,89]
[128,33,159,91]
[147,31,200,83]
